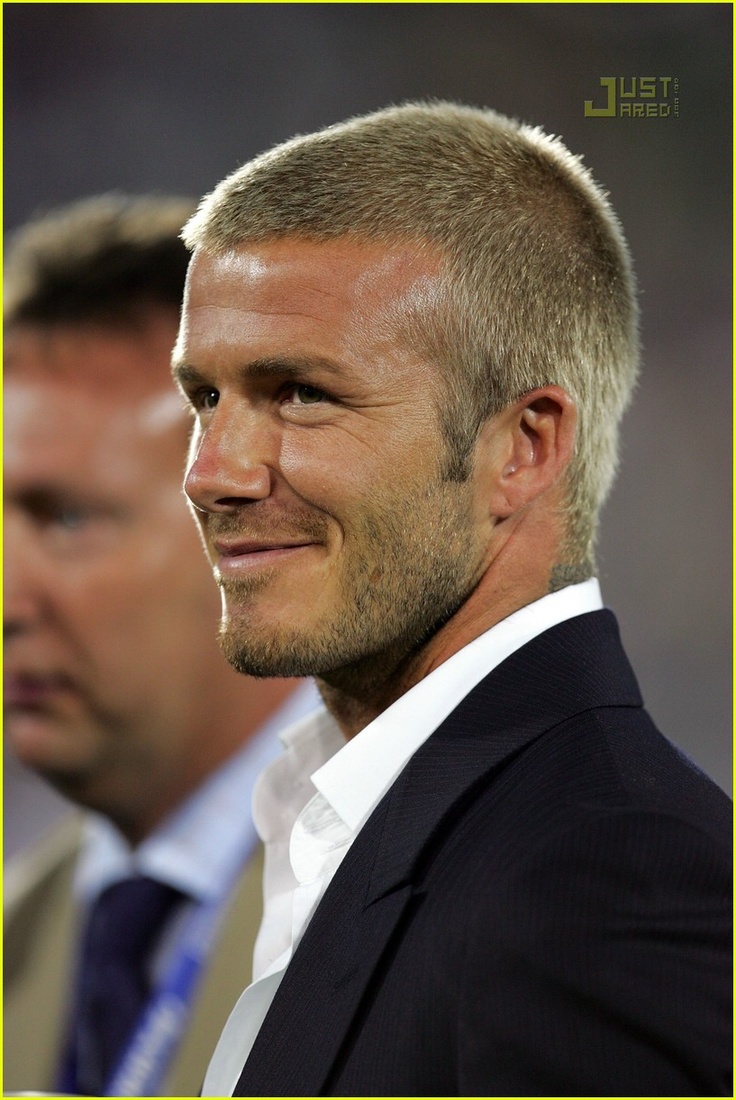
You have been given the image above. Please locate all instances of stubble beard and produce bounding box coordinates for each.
[216,473,484,696]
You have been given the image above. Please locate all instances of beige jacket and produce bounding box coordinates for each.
[4,815,264,1096]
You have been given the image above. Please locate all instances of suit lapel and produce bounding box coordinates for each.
[233,793,413,1097]
[235,610,642,1096]
[367,608,642,902]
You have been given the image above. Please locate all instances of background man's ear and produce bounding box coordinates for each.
[479,385,577,518]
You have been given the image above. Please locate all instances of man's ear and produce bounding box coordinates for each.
[478,385,577,518]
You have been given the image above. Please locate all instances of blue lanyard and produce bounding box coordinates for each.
[102,889,230,1096]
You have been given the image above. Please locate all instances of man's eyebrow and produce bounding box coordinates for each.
[245,356,344,381]
[15,484,73,509]
[172,356,345,387]
[171,362,207,388]
[13,484,126,517]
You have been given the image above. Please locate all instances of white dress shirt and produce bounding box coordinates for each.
[203,580,603,1095]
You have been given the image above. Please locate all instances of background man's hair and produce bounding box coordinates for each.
[4,192,196,329]
[183,100,640,566]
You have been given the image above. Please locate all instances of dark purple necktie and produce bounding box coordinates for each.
[60,876,185,1095]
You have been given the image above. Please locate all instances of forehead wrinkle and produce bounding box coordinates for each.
[185,296,345,323]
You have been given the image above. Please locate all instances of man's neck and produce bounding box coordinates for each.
[316,577,557,740]
[316,525,592,741]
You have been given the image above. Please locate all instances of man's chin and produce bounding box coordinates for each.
[218,622,344,679]
[220,639,320,679]
[6,711,99,782]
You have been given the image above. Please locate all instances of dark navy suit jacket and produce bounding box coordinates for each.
[234,611,732,1097]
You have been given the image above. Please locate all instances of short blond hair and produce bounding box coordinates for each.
[183,101,639,565]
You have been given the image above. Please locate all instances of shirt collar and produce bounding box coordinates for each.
[312,579,603,836]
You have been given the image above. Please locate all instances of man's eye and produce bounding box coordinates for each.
[196,387,219,410]
[37,504,95,535]
[288,384,325,405]
[53,508,89,531]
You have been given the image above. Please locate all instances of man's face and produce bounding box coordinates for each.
[3,320,231,818]
[177,238,495,689]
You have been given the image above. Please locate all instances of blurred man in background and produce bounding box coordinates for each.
[3,194,319,1096]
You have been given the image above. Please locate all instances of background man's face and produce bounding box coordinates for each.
[177,238,496,688]
[3,321,230,817]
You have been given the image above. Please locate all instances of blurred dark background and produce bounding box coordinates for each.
[4,3,731,856]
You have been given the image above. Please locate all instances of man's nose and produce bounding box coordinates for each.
[3,517,45,638]
[184,398,275,514]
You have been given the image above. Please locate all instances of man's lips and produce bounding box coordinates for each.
[212,537,319,574]
[214,538,317,556]
[4,672,74,708]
